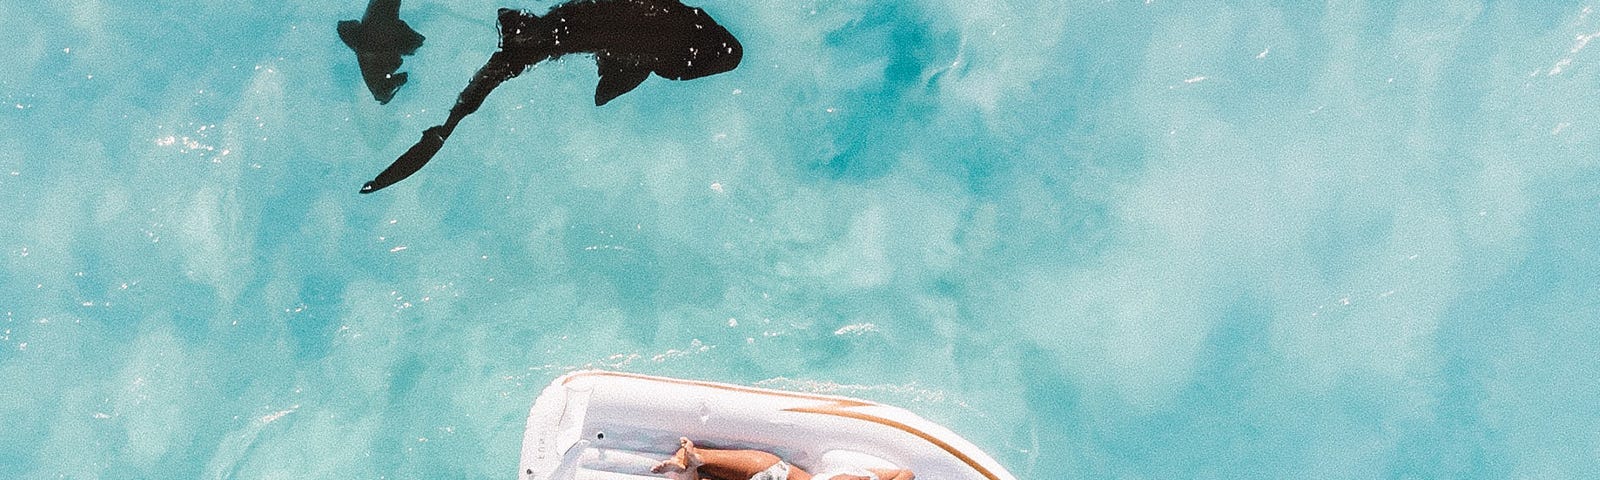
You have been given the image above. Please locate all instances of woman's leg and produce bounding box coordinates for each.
[866,468,914,480]
[653,438,814,480]
[651,438,704,479]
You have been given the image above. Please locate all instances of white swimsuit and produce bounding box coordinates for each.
[746,460,882,480]
[749,461,791,480]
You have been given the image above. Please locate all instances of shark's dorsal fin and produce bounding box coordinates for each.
[594,53,651,106]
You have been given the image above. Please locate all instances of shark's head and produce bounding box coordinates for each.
[652,7,742,81]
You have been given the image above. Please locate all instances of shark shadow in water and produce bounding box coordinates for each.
[339,0,426,104]
[358,0,742,194]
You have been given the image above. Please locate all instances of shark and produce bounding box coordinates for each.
[339,0,426,104]
[358,0,743,194]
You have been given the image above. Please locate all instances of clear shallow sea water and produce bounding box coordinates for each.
[3,0,1599,478]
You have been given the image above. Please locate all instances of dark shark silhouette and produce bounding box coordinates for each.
[339,0,426,104]
[358,0,742,193]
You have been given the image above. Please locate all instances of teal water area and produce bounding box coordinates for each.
[3,1,1600,478]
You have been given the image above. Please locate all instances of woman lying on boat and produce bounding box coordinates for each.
[651,437,915,480]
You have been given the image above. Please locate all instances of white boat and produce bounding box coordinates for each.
[519,370,1017,480]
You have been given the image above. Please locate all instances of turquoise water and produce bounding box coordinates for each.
[4,0,1600,478]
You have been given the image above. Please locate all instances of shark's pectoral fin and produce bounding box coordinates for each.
[337,20,363,50]
[594,54,651,106]
[396,21,426,55]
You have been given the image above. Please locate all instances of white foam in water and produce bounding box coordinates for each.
[4,1,1600,478]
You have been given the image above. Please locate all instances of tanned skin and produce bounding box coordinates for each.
[652,438,915,480]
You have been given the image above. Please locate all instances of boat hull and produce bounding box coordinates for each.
[518,370,1017,480]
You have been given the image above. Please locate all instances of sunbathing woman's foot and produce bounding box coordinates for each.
[652,437,704,474]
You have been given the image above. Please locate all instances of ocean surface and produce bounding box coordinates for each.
[3,0,1599,478]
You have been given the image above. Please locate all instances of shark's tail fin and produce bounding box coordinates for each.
[359,8,538,193]
[370,71,408,105]
[360,125,451,193]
